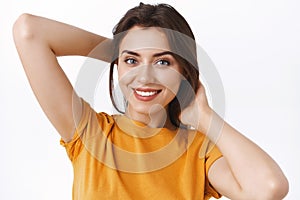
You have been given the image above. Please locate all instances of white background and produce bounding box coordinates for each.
[1,0,299,199]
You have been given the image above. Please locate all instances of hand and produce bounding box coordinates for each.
[179,81,213,134]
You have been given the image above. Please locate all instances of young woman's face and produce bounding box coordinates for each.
[117,26,183,117]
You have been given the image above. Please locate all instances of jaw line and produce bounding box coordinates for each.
[125,100,167,128]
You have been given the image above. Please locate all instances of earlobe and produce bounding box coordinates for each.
[114,60,119,69]
[112,59,119,70]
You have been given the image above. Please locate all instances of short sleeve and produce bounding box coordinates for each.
[203,138,223,199]
[60,98,98,162]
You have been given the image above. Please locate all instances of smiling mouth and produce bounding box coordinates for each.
[133,88,162,101]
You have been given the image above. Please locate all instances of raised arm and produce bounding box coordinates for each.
[13,13,111,142]
[180,84,289,199]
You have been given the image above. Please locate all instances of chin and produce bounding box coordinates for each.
[128,102,166,116]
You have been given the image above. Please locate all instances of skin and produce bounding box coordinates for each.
[117,26,183,129]
[13,13,289,199]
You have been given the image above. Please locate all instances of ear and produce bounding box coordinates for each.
[181,69,188,80]
[114,59,119,69]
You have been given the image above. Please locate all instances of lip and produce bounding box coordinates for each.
[133,88,162,101]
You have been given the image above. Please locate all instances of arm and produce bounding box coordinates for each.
[13,13,111,142]
[180,84,289,199]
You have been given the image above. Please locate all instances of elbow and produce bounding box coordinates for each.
[13,13,37,43]
[261,175,289,200]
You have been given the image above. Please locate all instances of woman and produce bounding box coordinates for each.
[13,2,288,200]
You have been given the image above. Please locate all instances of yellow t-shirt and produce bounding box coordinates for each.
[60,99,223,200]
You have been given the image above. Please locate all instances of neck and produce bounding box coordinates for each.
[125,105,175,130]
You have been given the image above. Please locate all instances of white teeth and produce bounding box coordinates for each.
[135,90,158,97]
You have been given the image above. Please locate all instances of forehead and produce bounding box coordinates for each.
[119,26,171,52]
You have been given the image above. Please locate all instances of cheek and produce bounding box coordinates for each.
[117,65,138,99]
[118,68,135,87]
[158,70,183,94]
[117,64,126,81]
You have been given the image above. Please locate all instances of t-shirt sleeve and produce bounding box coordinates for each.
[203,138,223,199]
[60,98,113,162]
[60,98,95,161]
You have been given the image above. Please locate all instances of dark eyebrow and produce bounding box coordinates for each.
[121,50,175,58]
[121,50,140,57]
[153,51,175,57]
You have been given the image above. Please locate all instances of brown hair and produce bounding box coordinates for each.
[109,2,199,128]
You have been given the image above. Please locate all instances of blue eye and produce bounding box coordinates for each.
[156,59,170,66]
[124,58,137,65]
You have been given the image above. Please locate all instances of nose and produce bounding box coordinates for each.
[137,64,155,84]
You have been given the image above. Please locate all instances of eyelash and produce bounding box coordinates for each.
[124,58,137,65]
[123,57,171,66]
[156,59,170,66]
